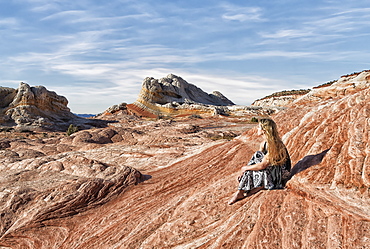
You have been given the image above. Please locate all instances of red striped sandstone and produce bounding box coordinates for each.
[0,71,370,248]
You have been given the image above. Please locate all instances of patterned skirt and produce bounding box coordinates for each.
[238,151,290,191]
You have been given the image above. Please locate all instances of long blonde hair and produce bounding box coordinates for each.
[259,118,288,166]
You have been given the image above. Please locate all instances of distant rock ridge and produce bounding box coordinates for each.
[133,74,236,116]
[252,89,310,107]
[252,69,370,107]
[293,69,370,106]
[0,82,106,131]
[251,94,304,107]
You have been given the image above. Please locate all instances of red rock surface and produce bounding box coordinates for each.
[0,71,370,248]
[126,103,158,118]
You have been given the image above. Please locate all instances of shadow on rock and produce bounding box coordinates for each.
[287,148,331,182]
[138,174,152,183]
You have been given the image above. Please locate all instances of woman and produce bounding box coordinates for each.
[228,118,291,205]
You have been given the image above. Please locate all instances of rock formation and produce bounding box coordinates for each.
[0,70,370,248]
[252,89,310,107]
[253,70,370,108]
[251,94,303,107]
[292,70,370,105]
[134,74,235,116]
[101,74,280,118]
[0,82,106,131]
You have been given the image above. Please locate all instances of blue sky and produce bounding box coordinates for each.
[1,0,370,113]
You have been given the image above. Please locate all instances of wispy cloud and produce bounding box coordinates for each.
[260,29,313,39]
[41,10,87,21]
[332,7,370,16]
[221,4,265,22]
[259,6,370,44]
[0,18,19,28]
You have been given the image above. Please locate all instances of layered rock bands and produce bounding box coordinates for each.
[0,71,370,248]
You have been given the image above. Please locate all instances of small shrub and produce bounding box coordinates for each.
[251,117,258,123]
[19,129,33,133]
[313,80,337,89]
[189,114,202,119]
[66,124,79,136]
[157,115,172,120]
[0,127,14,132]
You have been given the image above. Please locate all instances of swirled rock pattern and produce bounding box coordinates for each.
[0,71,370,248]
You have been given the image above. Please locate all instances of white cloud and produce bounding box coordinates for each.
[0,18,19,28]
[259,6,370,45]
[31,4,57,12]
[221,4,264,22]
[260,29,313,39]
[223,50,325,60]
[333,7,370,16]
[222,13,256,22]
[41,10,87,21]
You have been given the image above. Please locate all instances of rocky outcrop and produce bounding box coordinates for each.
[0,82,106,131]
[292,70,370,106]
[99,102,127,115]
[139,74,234,106]
[252,94,303,107]
[253,70,370,108]
[134,74,235,116]
[252,89,310,107]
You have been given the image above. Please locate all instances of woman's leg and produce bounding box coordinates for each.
[228,190,246,205]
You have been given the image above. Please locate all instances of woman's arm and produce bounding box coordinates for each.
[240,156,270,172]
